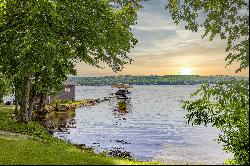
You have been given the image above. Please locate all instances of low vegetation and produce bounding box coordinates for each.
[43,99,93,112]
[0,105,51,140]
[118,101,127,110]
[50,99,87,106]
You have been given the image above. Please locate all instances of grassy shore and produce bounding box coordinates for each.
[49,99,89,107]
[44,99,93,112]
[0,105,160,165]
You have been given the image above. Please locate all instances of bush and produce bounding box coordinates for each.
[0,106,52,141]
[182,79,249,165]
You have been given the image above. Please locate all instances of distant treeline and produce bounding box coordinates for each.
[70,75,247,86]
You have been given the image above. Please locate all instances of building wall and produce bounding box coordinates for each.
[51,85,75,102]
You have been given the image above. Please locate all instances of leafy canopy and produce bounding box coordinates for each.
[0,0,141,74]
[0,0,142,89]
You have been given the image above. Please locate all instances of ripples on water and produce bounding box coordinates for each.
[49,85,231,164]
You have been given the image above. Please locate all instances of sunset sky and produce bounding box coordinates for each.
[75,0,249,76]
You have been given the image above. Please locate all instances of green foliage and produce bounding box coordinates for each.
[71,75,244,86]
[0,106,52,140]
[0,0,142,121]
[166,0,249,73]
[182,79,249,165]
[0,0,141,73]
[223,159,237,165]
[118,101,127,110]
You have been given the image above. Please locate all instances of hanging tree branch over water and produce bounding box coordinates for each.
[166,0,249,164]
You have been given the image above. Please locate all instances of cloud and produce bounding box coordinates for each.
[75,0,248,76]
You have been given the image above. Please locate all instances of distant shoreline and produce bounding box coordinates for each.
[70,74,249,78]
[70,75,248,86]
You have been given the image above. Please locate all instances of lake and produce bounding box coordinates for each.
[46,85,231,164]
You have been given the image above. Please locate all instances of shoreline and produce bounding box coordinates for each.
[0,105,160,165]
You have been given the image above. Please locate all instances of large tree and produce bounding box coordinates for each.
[166,0,249,164]
[0,0,142,122]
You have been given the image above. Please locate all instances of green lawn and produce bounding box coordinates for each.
[0,134,155,165]
[0,105,160,165]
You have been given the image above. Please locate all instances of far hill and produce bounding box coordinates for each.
[69,75,247,86]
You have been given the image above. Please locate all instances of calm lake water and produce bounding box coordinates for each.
[48,85,231,164]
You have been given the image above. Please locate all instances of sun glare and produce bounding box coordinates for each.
[180,67,193,75]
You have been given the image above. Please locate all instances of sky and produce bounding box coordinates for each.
[75,0,249,76]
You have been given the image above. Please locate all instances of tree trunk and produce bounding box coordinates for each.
[28,74,39,120]
[37,93,46,113]
[14,87,18,117]
[28,90,36,120]
[13,79,21,120]
[20,76,30,122]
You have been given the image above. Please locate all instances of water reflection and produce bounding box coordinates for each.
[41,110,76,133]
[111,99,133,126]
[41,85,232,164]
[41,98,133,131]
